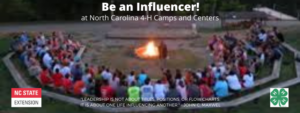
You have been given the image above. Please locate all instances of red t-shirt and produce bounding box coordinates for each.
[39,70,52,85]
[199,84,213,98]
[73,80,85,95]
[62,78,72,92]
[239,66,247,77]
[88,68,95,77]
[185,72,192,85]
[100,85,114,102]
[52,73,63,87]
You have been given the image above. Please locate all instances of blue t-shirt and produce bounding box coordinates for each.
[138,74,147,86]
[214,72,221,79]
[213,80,229,97]
[20,34,29,44]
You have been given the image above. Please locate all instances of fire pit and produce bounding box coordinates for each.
[135,41,159,59]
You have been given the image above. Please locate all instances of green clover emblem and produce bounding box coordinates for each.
[270,88,288,107]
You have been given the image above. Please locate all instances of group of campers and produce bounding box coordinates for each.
[11,24,284,108]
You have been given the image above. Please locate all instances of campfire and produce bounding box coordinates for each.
[135,41,159,59]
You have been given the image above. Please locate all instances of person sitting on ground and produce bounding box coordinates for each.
[84,78,94,95]
[52,68,63,89]
[52,61,61,73]
[100,80,114,102]
[82,69,92,85]
[95,66,105,80]
[195,70,202,79]
[126,71,136,86]
[186,80,201,100]
[184,70,193,85]
[101,68,112,81]
[42,52,53,69]
[39,66,52,86]
[258,29,268,42]
[162,69,172,84]
[176,80,187,101]
[60,62,71,77]
[109,72,120,90]
[128,81,140,103]
[213,77,229,98]
[73,78,85,96]
[214,68,222,79]
[238,62,247,78]
[199,80,213,98]
[62,74,72,93]
[115,80,128,100]
[141,78,154,102]
[71,64,83,82]
[165,82,182,110]
[175,69,184,86]
[226,71,242,93]
[28,60,42,77]
[154,80,167,101]
[243,71,255,89]
[137,70,148,86]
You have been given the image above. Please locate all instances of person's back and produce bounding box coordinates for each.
[166,83,181,110]
[199,81,213,98]
[141,79,154,102]
[213,78,229,97]
[187,83,200,99]
[128,82,140,103]
[100,80,114,102]
[243,72,254,89]
[39,67,52,86]
[226,74,242,91]
[138,72,147,86]
[176,81,187,100]
[154,80,167,101]
[109,76,120,90]
[73,80,85,95]
[52,69,63,88]
[62,74,72,93]
[101,69,112,80]
[115,81,127,99]
[127,71,136,85]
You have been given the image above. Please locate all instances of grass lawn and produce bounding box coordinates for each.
[0,27,300,113]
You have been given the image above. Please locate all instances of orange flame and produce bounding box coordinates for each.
[135,41,159,59]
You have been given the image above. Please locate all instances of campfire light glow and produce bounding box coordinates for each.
[135,41,159,59]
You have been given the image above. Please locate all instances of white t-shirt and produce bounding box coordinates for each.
[243,74,254,88]
[101,71,112,80]
[259,33,267,42]
[126,75,135,86]
[141,85,154,101]
[42,53,52,69]
[60,66,71,76]
[226,75,242,90]
[154,84,167,101]
[212,66,217,74]
[176,86,187,100]
[196,72,202,79]
[109,77,120,90]
[52,64,62,73]
[219,65,226,74]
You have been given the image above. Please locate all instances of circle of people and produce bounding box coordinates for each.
[12,23,284,105]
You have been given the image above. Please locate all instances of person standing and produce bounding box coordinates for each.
[158,41,168,59]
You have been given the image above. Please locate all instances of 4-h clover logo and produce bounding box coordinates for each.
[270,88,289,107]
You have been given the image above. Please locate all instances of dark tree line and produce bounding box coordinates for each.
[0,0,299,22]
